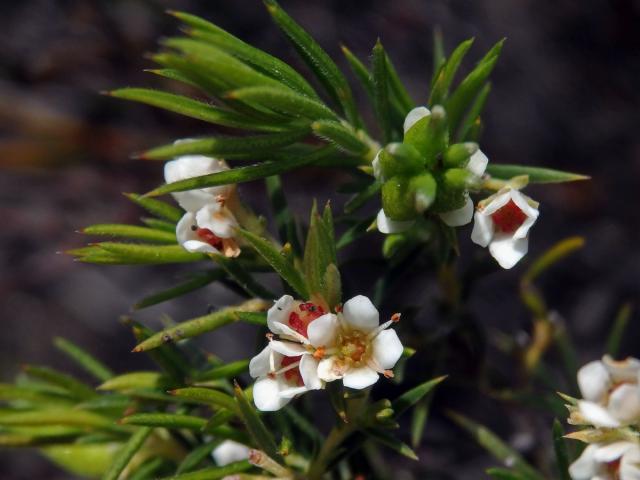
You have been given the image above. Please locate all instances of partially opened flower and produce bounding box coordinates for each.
[439,149,489,227]
[164,153,234,212]
[175,200,240,257]
[471,187,539,269]
[211,440,250,467]
[315,295,404,390]
[574,356,640,428]
[569,441,640,480]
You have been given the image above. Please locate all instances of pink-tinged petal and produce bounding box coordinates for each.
[578,400,621,428]
[299,356,322,390]
[196,204,238,239]
[372,329,404,370]
[603,355,640,383]
[211,440,249,466]
[594,442,634,463]
[568,444,600,479]
[343,366,379,389]
[471,212,494,247]
[342,295,379,333]
[307,313,338,348]
[269,340,308,357]
[440,195,474,227]
[577,360,610,402]
[488,235,528,269]
[481,191,512,215]
[403,106,431,134]
[267,295,295,333]
[620,445,640,480]
[376,209,414,234]
[249,345,278,378]
[253,377,290,411]
[466,149,488,177]
[317,357,346,382]
[609,384,640,424]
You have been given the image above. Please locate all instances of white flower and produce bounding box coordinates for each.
[175,201,240,257]
[471,187,539,269]
[575,356,640,428]
[211,440,250,467]
[164,153,234,212]
[314,295,404,390]
[439,149,489,227]
[569,442,640,480]
[376,209,414,234]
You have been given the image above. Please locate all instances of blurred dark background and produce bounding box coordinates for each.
[1,1,639,478]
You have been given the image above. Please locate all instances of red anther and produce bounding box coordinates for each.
[605,458,621,475]
[335,304,343,313]
[490,200,527,234]
[313,346,326,360]
[391,313,401,323]
[196,228,224,250]
[281,356,303,386]
[383,369,395,378]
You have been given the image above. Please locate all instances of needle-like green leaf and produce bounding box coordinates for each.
[81,224,176,243]
[486,164,590,184]
[158,461,251,480]
[392,376,447,417]
[54,337,114,382]
[102,427,153,480]
[133,270,225,310]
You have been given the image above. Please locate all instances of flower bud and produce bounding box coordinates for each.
[404,105,448,169]
[377,143,423,180]
[432,168,472,212]
[443,142,478,168]
[381,175,416,221]
[410,172,437,213]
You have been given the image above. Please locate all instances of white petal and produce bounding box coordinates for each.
[182,240,218,254]
[609,384,640,424]
[466,149,488,177]
[594,442,634,463]
[317,357,345,382]
[471,211,494,247]
[376,209,414,234]
[578,400,622,428]
[267,295,295,333]
[621,446,640,480]
[176,212,197,243]
[603,355,640,383]
[299,356,322,390]
[372,150,383,181]
[253,377,290,411]
[307,313,338,348]
[372,329,404,370]
[577,360,611,402]
[342,295,379,333]
[488,235,528,269]
[249,345,277,378]
[342,366,379,389]
[403,106,431,134]
[211,440,250,466]
[509,190,539,239]
[269,340,308,357]
[440,196,474,227]
[568,444,600,479]
[196,204,238,239]
[278,385,309,399]
[481,191,512,216]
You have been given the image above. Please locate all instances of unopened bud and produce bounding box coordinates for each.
[444,142,478,168]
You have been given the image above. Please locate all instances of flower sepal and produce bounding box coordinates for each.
[443,142,479,168]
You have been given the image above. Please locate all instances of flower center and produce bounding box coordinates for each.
[338,330,370,366]
[194,227,224,250]
[288,302,325,337]
[490,199,527,234]
[605,458,621,477]
[281,356,304,386]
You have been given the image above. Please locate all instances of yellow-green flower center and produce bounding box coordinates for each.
[338,330,370,367]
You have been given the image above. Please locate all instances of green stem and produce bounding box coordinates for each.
[307,423,357,480]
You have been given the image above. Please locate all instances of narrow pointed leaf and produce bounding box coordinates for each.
[429,38,474,105]
[146,146,334,197]
[134,270,225,310]
[311,120,370,156]
[392,376,447,417]
[82,224,176,243]
[54,337,114,382]
[195,359,251,381]
[175,441,216,475]
[265,175,301,255]
[486,468,529,480]
[211,255,276,299]
[552,419,572,480]
[133,299,268,352]
[125,193,182,222]
[237,229,308,298]
[385,52,413,114]
[22,365,97,401]
[97,372,164,392]
[607,303,633,357]
[169,388,237,411]
[372,40,392,143]
[0,409,114,429]
[158,461,251,480]
[140,217,176,232]
[341,45,374,98]
[344,181,381,214]
[89,243,206,265]
[234,382,281,461]
[457,82,491,141]
[264,0,359,125]
[102,427,153,480]
[140,130,308,160]
[129,457,167,480]
[486,164,590,184]
[121,413,206,430]
[365,428,419,460]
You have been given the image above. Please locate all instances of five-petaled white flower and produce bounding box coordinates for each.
[575,356,640,428]
[165,152,241,257]
[471,187,539,269]
[211,440,250,467]
[569,441,640,480]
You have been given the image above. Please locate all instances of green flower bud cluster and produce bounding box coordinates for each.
[376,106,480,223]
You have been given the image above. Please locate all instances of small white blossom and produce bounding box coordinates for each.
[175,201,240,257]
[569,441,640,480]
[471,187,539,269]
[211,440,250,467]
[575,356,640,428]
[376,209,414,234]
[164,153,234,212]
[439,149,489,227]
